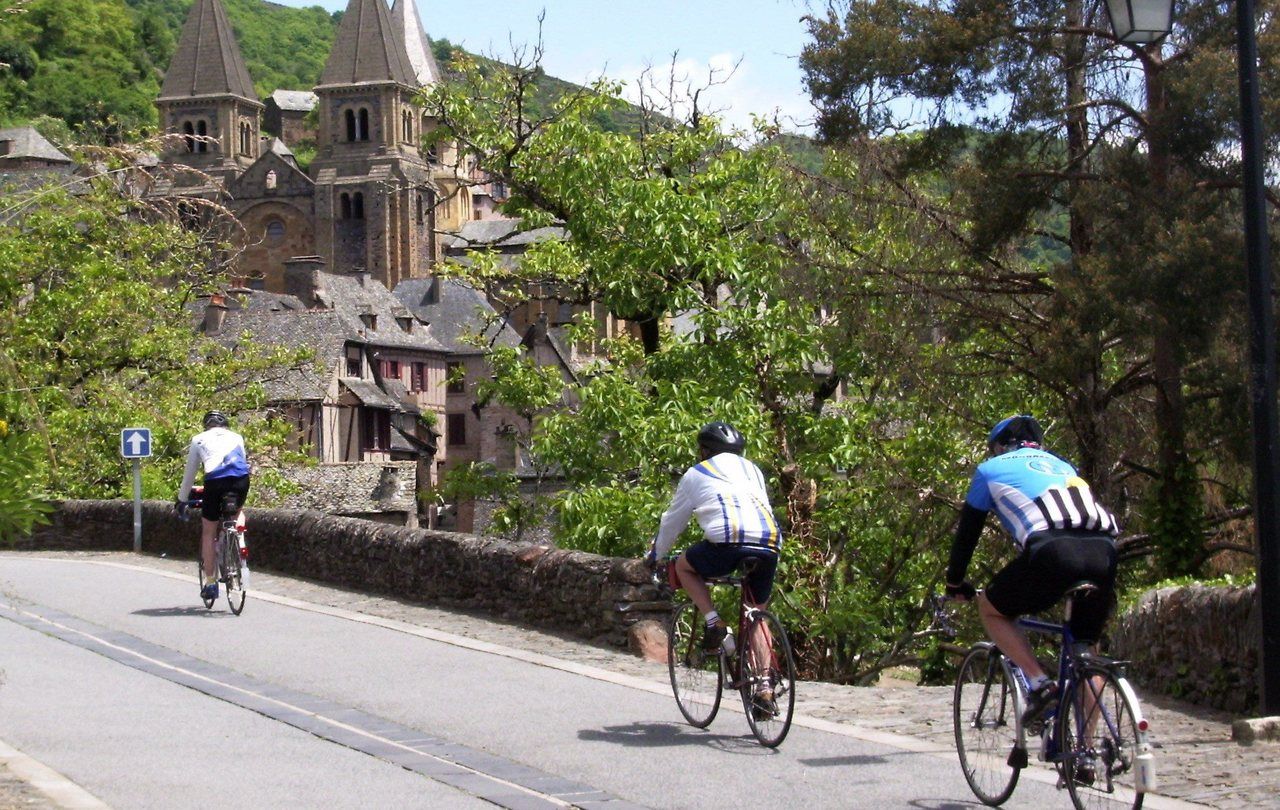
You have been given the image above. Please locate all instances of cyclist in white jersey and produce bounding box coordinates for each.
[177,411,251,601]
[647,422,782,655]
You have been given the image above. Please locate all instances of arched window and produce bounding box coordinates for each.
[340,193,352,219]
[239,122,251,155]
[357,108,370,142]
[195,120,208,153]
[402,110,412,143]
[266,220,285,244]
[265,170,277,190]
[416,195,424,225]
[182,121,195,153]
[353,192,365,220]
[345,109,356,142]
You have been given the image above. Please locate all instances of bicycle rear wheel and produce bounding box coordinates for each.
[220,527,246,616]
[954,644,1021,805]
[667,602,722,728]
[740,608,795,747]
[1060,666,1144,810]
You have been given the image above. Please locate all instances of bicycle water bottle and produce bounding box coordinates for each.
[1135,740,1158,792]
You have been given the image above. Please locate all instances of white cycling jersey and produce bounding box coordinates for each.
[653,452,781,559]
[178,427,250,502]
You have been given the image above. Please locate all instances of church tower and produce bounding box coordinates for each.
[310,0,437,290]
[155,0,262,185]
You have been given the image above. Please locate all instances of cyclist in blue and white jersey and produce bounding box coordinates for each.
[945,415,1120,725]
[177,411,251,601]
[647,421,782,656]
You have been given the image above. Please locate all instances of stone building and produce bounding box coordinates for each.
[262,90,318,145]
[155,0,456,292]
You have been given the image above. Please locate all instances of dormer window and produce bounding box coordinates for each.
[360,313,377,330]
[396,316,413,333]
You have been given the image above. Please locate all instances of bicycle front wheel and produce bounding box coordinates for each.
[954,644,1021,805]
[1060,666,1144,810]
[667,602,722,728]
[220,528,246,616]
[197,560,215,610]
[740,608,796,747]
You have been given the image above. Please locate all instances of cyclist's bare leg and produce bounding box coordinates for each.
[675,553,715,617]
[978,592,1047,681]
[746,601,773,694]
[200,517,218,580]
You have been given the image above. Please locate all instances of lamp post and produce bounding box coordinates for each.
[1105,0,1280,714]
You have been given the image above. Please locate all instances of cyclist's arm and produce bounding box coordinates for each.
[177,442,201,503]
[945,502,988,585]
[653,472,698,559]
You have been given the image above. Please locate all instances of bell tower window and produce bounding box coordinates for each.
[345,109,356,142]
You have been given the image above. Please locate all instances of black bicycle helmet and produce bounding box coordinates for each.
[987,414,1044,455]
[697,421,746,456]
[203,410,229,429]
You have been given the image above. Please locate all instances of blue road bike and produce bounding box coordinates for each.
[947,583,1157,809]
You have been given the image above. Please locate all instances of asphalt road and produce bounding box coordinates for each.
[0,554,1093,809]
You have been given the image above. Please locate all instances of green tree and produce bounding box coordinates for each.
[0,166,309,513]
[800,0,1275,577]
[424,50,1030,681]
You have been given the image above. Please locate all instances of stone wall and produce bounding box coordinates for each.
[21,500,668,647]
[1110,584,1260,713]
[277,461,416,519]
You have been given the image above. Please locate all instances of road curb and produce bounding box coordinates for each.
[0,738,110,809]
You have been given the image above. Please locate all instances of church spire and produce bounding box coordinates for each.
[158,0,257,102]
[391,0,443,86]
[320,0,418,88]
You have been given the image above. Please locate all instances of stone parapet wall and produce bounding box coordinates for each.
[277,461,416,515]
[1110,584,1260,713]
[22,500,669,646]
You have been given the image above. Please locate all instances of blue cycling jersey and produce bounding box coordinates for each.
[965,447,1119,547]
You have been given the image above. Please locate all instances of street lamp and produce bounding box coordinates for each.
[1104,0,1280,715]
[1103,0,1174,44]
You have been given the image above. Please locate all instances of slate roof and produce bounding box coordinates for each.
[210,306,352,402]
[391,0,443,86]
[159,0,259,103]
[0,127,73,164]
[341,377,399,409]
[322,272,449,353]
[268,89,318,112]
[393,277,521,355]
[442,219,566,253]
[319,0,418,88]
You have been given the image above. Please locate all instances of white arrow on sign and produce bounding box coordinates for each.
[126,432,147,455]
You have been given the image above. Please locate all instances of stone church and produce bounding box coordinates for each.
[154,0,470,291]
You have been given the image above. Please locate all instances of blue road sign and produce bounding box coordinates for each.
[121,427,152,459]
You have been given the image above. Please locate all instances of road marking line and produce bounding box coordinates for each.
[0,738,110,810]
[5,555,1209,810]
[0,598,606,810]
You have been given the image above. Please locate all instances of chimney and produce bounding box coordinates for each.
[351,266,370,288]
[203,293,228,335]
[284,256,327,309]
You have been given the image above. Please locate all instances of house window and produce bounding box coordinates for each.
[265,219,285,244]
[346,349,362,377]
[380,359,401,380]
[249,276,266,291]
[361,409,391,451]
[446,361,464,394]
[360,313,377,331]
[447,413,466,446]
[411,362,426,392]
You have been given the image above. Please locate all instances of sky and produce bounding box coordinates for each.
[272,0,821,134]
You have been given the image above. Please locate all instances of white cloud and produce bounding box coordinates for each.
[604,53,815,137]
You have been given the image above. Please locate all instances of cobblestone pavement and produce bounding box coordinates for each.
[9,551,1279,809]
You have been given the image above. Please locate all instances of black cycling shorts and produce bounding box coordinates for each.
[985,530,1118,643]
[200,475,250,522]
[684,541,779,604]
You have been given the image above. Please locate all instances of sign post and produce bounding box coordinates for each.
[120,428,152,553]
